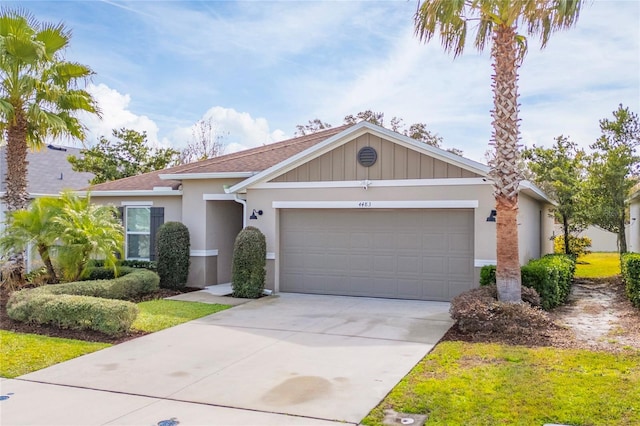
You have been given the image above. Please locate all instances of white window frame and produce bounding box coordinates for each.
[125,206,152,261]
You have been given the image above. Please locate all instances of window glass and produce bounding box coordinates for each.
[127,234,150,259]
[127,207,150,232]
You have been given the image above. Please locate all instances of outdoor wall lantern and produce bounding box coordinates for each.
[486,209,497,222]
[249,209,263,220]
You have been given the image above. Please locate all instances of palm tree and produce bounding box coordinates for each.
[0,196,63,283]
[0,9,99,278]
[54,191,123,282]
[414,0,583,302]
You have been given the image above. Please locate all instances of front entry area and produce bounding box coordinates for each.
[279,208,474,301]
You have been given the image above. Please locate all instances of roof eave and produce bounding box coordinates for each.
[159,172,257,180]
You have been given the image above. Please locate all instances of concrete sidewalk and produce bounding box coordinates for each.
[1,294,452,425]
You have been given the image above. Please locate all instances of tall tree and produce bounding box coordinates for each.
[0,10,99,212]
[415,0,583,302]
[523,136,587,255]
[69,128,180,184]
[179,117,226,164]
[585,105,640,253]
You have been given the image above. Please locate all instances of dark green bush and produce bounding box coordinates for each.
[6,269,159,336]
[156,222,190,290]
[87,259,157,271]
[621,253,640,308]
[7,292,137,336]
[231,226,266,298]
[83,266,135,281]
[479,254,575,310]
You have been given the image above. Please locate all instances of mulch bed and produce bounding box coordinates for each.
[0,286,198,344]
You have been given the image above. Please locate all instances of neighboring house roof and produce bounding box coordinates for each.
[88,125,350,192]
[0,144,94,196]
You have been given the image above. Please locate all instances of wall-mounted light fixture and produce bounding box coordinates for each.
[249,209,263,220]
[486,209,497,222]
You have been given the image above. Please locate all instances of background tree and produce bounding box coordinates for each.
[523,136,588,255]
[294,119,332,136]
[69,128,180,184]
[414,0,584,302]
[0,197,64,283]
[296,110,455,152]
[585,104,640,253]
[0,9,99,213]
[179,117,226,164]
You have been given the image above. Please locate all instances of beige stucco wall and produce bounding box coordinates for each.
[245,181,498,291]
[630,200,640,252]
[180,179,243,287]
[208,200,243,283]
[92,195,182,223]
[517,192,550,264]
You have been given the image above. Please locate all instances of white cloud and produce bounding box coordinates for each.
[80,83,161,146]
[165,106,287,153]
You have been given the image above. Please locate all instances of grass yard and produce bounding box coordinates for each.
[575,252,621,278]
[132,300,231,332]
[363,341,640,426]
[0,330,110,378]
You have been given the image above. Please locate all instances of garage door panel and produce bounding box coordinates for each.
[280,209,474,301]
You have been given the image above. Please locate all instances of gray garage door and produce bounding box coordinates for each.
[280,209,474,301]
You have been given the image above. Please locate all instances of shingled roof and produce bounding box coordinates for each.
[88,125,351,192]
[0,144,94,195]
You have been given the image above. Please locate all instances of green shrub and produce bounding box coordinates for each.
[621,253,640,308]
[87,259,157,271]
[231,226,266,298]
[83,266,135,281]
[48,269,159,300]
[6,269,159,336]
[479,255,575,310]
[554,234,592,257]
[7,292,137,336]
[156,222,190,290]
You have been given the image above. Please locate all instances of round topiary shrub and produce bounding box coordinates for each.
[231,226,266,298]
[156,221,190,290]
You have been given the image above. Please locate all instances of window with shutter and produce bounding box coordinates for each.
[124,206,164,260]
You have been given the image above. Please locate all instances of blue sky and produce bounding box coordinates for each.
[16,0,640,163]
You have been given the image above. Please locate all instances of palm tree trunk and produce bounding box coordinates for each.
[3,108,30,281]
[36,244,58,284]
[4,108,30,212]
[490,25,522,303]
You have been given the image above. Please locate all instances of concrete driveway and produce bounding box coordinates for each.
[1,293,452,425]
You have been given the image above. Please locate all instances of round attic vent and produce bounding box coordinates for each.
[357,146,378,167]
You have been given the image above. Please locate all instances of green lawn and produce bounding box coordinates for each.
[363,341,640,426]
[132,300,231,332]
[0,330,111,378]
[575,252,621,278]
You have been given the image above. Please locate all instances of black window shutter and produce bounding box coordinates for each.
[149,207,165,261]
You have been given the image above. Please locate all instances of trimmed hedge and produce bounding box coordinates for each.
[231,226,266,299]
[7,293,138,336]
[480,254,576,310]
[88,259,157,271]
[156,222,190,290]
[6,269,159,336]
[621,253,640,308]
[83,266,135,281]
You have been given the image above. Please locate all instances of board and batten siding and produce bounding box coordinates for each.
[271,134,480,182]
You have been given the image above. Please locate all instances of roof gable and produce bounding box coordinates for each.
[227,122,489,193]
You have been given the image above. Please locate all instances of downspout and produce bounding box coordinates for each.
[234,193,247,228]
